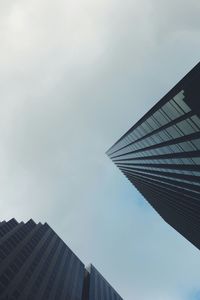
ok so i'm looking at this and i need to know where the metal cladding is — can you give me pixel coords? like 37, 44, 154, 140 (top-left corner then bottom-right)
0, 219, 123, 300
107, 62, 200, 250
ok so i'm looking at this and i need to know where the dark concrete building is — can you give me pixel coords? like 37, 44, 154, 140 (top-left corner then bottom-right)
107, 62, 200, 250
87, 265, 123, 300
0, 219, 123, 300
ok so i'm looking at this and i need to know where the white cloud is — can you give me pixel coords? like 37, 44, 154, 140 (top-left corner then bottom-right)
0, 1, 200, 299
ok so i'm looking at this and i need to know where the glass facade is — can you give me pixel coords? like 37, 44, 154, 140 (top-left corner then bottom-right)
107, 62, 200, 250
0, 219, 123, 300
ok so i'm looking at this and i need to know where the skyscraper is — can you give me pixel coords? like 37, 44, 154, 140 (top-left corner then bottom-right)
107, 62, 200, 250
0, 218, 123, 300
83, 264, 123, 300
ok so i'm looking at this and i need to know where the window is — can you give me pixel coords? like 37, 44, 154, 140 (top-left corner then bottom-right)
192, 138, 200, 150
177, 119, 196, 135
173, 90, 191, 113
191, 115, 200, 129
166, 126, 182, 139
162, 101, 180, 120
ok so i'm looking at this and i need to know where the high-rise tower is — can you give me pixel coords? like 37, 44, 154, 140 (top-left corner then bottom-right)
107, 62, 200, 250
0, 218, 123, 300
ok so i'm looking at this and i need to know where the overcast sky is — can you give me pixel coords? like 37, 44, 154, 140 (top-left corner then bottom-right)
0, 1, 200, 299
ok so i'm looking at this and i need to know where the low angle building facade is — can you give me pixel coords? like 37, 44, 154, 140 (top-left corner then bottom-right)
0, 218, 123, 300
107, 62, 200, 250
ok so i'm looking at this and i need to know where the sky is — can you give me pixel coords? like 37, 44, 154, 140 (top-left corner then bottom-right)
0, 0, 200, 299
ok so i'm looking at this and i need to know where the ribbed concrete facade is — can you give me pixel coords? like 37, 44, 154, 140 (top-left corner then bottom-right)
0, 219, 123, 300
107, 62, 200, 250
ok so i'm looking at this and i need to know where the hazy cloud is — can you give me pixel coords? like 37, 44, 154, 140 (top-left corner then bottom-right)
0, 1, 200, 299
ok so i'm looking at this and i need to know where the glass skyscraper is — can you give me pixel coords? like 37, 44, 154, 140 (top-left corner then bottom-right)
0, 218, 123, 299
107, 62, 200, 250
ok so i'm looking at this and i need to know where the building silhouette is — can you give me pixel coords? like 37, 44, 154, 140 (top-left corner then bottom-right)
107, 62, 200, 250
0, 218, 123, 300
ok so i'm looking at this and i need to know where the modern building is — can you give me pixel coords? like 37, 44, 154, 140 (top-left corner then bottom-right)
82, 264, 123, 300
0, 218, 123, 300
107, 62, 200, 250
